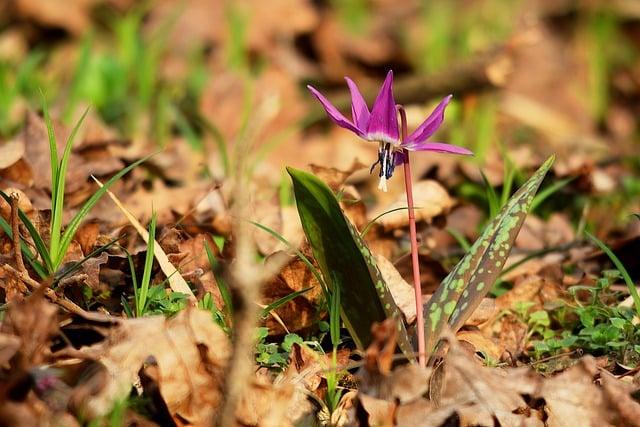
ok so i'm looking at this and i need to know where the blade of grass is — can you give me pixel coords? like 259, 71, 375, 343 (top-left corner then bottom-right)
92, 172, 196, 300
586, 232, 640, 316
360, 206, 411, 237
446, 227, 471, 252
53, 237, 120, 285
0, 215, 47, 278
50, 108, 90, 261
205, 239, 233, 317
137, 213, 157, 316
41, 92, 59, 243
55, 155, 150, 269
260, 287, 312, 318
126, 251, 139, 314
530, 177, 574, 213
480, 170, 499, 219
0, 190, 53, 272
250, 220, 328, 295
500, 160, 516, 208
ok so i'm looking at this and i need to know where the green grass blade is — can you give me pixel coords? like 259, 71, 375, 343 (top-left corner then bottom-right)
53, 237, 119, 285
424, 155, 555, 354
40, 92, 58, 228
446, 227, 471, 252
530, 177, 574, 213
204, 239, 233, 317
330, 285, 341, 348
288, 167, 413, 358
0, 189, 53, 273
586, 232, 640, 316
126, 251, 139, 313
250, 220, 328, 295
480, 170, 499, 218
500, 161, 516, 208
55, 154, 151, 268
360, 206, 411, 237
137, 213, 157, 316
261, 287, 312, 319
0, 215, 47, 278
50, 107, 90, 261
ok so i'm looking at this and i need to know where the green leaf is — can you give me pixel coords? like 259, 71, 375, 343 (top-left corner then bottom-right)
55, 154, 151, 268
481, 170, 499, 218
423, 155, 555, 354
137, 213, 156, 316
50, 107, 90, 260
288, 167, 413, 358
261, 287, 312, 319
0, 190, 53, 273
204, 239, 233, 317
586, 232, 640, 317
0, 213, 47, 278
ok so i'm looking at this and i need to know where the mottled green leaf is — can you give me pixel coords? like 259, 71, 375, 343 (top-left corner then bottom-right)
423, 155, 555, 354
288, 167, 413, 358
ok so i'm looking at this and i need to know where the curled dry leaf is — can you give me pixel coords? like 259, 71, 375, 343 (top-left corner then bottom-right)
262, 252, 322, 334
73, 308, 230, 424
0, 137, 24, 169
254, 205, 304, 255
309, 160, 367, 191
370, 180, 454, 231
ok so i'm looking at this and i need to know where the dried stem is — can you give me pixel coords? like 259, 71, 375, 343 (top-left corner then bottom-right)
397, 106, 426, 367
10, 193, 26, 274
217, 94, 280, 426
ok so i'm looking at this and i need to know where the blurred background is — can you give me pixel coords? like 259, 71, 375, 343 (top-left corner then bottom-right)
0, 0, 639, 232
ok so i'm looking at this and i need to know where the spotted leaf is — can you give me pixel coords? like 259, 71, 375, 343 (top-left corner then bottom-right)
423, 155, 555, 355
288, 167, 414, 359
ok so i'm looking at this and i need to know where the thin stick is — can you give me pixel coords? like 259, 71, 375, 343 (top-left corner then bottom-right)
9, 193, 26, 274
398, 106, 426, 368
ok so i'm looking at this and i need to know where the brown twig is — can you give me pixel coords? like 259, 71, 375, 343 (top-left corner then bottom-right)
3, 264, 109, 322
216, 95, 281, 427
9, 193, 26, 274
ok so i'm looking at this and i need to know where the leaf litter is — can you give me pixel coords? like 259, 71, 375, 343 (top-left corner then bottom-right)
1, 0, 640, 425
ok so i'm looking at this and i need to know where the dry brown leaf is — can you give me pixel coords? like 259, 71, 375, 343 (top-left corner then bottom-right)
371, 180, 454, 231
254, 205, 304, 255
13, 0, 96, 34
456, 329, 502, 362
0, 137, 24, 169
442, 346, 542, 426
262, 252, 322, 334
463, 297, 497, 327
538, 357, 612, 426
74, 308, 229, 424
309, 160, 367, 191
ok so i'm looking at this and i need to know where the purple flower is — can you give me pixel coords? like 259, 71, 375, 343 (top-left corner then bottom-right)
307, 70, 472, 191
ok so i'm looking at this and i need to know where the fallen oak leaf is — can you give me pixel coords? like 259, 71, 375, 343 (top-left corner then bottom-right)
70, 308, 230, 424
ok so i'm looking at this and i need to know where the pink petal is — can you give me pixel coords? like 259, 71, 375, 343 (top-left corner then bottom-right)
405, 95, 452, 145
345, 77, 370, 130
401, 141, 473, 155
394, 150, 407, 166
366, 70, 399, 143
307, 85, 364, 136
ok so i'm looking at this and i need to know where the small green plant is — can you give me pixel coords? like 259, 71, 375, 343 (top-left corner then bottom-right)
121, 213, 188, 317
131, 213, 156, 317
529, 270, 640, 366
254, 328, 303, 369
0, 99, 148, 278
325, 285, 344, 415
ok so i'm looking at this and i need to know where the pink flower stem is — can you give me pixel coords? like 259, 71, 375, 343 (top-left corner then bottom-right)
397, 106, 426, 367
